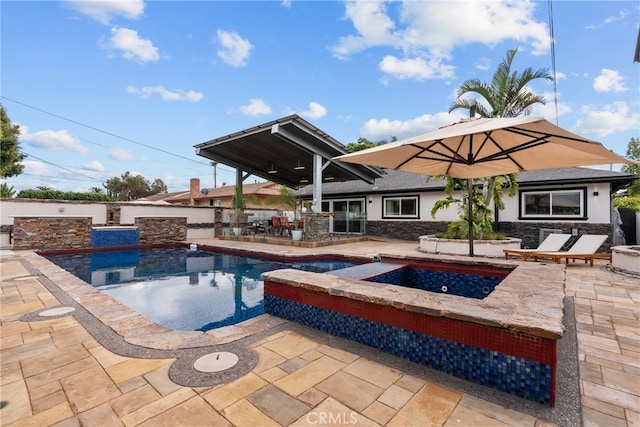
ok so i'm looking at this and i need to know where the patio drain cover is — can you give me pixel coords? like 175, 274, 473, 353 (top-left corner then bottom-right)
194, 352, 239, 373
39, 306, 75, 317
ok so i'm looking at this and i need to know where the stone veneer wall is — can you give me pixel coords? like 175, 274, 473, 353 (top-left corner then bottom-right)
368, 219, 613, 250
12, 217, 92, 250
303, 212, 332, 241
106, 204, 121, 225
366, 220, 449, 241
497, 222, 613, 251
135, 217, 187, 244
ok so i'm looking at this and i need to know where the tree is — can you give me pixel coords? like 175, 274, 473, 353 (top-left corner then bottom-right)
613, 137, 640, 211
435, 48, 553, 237
103, 172, 167, 201
621, 137, 640, 177
346, 137, 390, 152
89, 186, 105, 194
150, 179, 168, 194
1, 105, 26, 178
0, 182, 16, 198
15, 188, 110, 201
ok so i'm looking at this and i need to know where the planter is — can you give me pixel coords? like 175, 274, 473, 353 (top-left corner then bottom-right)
291, 229, 303, 241
419, 235, 522, 258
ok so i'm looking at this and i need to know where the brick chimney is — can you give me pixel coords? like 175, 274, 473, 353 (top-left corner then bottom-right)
189, 178, 200, 206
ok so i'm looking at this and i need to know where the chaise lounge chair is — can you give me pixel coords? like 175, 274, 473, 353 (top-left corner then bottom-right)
531, 234, 610, 267
503, 233, 572, 260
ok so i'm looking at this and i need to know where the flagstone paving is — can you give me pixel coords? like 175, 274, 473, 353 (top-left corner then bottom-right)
1, 240, 638, 426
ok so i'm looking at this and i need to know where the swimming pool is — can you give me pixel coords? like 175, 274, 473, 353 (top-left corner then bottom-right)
41, 246, 361, 331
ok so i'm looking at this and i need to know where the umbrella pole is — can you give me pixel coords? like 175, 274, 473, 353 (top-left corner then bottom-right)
467, 178, 474, 257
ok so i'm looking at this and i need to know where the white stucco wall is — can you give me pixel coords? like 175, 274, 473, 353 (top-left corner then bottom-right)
365, 183, 613, 225
119, 204, 214, 224
365, 192, 459, 222
1, 200, 108, 225
499, 183, 611, 223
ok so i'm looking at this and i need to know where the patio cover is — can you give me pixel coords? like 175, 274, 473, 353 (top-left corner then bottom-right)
194, 115, 382, 210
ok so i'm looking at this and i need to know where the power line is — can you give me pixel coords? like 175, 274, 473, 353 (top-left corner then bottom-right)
24, 152, 104, 183
1, 95, 214, 167
548, 0, 559, 126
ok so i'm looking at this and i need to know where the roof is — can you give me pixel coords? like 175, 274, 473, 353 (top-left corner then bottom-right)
161, 181, 283, 204
296, 167, 638, 198
194, 115, 383, 188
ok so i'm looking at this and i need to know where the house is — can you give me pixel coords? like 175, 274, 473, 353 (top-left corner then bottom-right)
295, 166, 638, 249
150, 179, 285, 209
149, 167, 637, 249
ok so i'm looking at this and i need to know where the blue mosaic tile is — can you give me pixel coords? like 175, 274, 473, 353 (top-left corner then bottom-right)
265, 295, 552, 404
91, 228, 139, 248
366, 267, 501, 299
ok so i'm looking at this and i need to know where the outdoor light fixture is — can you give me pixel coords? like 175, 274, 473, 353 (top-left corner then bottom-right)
294, 160, 305, 170
299, 177, 309, 184
268, 164, 278, 174
593, 191, 599, 196
324, 175, 334, 181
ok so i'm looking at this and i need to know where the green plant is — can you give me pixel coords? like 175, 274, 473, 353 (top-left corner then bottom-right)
430, 175, 516, 240
614, 196, 640, 212
231, 184, 246, 228
0, 182, 16, 198
276, 186, 302, 229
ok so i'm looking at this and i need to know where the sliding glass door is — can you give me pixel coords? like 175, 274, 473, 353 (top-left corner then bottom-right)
322, 199, 365, 234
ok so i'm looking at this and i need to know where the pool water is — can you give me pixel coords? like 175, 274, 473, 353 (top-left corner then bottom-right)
42, 247, 360, 331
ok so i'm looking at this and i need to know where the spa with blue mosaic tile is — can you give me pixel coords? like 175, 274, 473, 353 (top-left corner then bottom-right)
262, 258, 563, 406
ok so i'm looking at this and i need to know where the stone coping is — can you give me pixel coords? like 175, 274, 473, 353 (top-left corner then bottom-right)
262, 255, 566, 340
18, 250, 288, 351
19, 246, 565, 347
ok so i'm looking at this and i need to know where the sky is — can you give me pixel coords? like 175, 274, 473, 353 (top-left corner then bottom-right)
2, 0, 639, 193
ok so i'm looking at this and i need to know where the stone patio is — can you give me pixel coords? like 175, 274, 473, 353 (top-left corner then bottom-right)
1, 238, 638, 426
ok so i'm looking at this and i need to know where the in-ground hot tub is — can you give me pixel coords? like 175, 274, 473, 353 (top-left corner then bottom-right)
262, 255, 565, 405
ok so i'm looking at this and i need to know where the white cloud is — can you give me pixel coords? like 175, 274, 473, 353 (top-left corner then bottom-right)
332, 2, 401, 60
593, 69, 627, 93
379, 55, 455, 80
83, 160, 105, 172
332, 1, 549, 81
572, 102, 640, 138
361, 111, 466, 141
64, 0, 145, 24
239, 98, 271, 116
281, 0, 292, 9
474, 57, 491, 71
126, 86, 203, 102
101, 27, 159, 63
108, 148, 136, 161
530, 90, 572, 120
301, 102, 327, 120
603, 9, 628, 25
20, 126, 88, 154
216, 29, 253, 67
22, 160, 50, 177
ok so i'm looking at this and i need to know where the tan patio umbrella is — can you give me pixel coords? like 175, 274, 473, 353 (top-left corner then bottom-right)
334, 116, 631, 256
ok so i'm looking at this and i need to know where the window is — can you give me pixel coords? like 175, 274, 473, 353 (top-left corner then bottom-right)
520, 188, 586, 219
383, 196, 419, 218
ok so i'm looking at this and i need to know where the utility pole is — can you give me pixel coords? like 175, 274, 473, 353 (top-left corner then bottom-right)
211, 161, 218, 188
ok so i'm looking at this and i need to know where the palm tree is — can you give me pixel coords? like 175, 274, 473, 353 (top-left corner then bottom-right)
435, 48, 553, 238
449, 48, 552, 119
